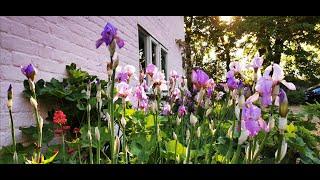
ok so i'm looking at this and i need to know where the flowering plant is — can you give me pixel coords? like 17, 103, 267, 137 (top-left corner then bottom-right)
2, 23, 320, 164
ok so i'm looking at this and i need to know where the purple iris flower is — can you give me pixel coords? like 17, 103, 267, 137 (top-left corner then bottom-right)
116, 72, 129, 83
178, 105, 187, 117
162, 103, 171, 116
192, 69, 209, 90
255, 76, 273, 107
96, 23, 124, 49
242, 101, 262, 137
227, 76, 239, 90
21, 64, 37, 81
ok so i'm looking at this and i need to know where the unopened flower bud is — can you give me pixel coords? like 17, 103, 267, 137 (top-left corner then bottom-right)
95, 127, 100, 141
235, 105, 240, 120
227, 126, 233, 139
186, 129, 190, 141
113, 58, 119, 70
107, 62, 113, 78
87, 130, 92, 142
268, 116, 275, 130
28, 79, 36, 93
176, 116, 181, 126
109, 40, 116, 57
7, 99, 13, 111
115, 136, 120, 154
190, 113, 198, 127
151, 101, 158, 114
196, 127, 201, 138
86, 82, 91, 99
173, 132, 177, 140
7, 84, 13, 110
206, 108, 212, 117
105, 112, 110, 122
196, 89, 205, 104
87, 104, 91, 112
275, 138, 287, 163
238, 130, 249, 145
239, 94, 245, 108
30, 97, 38, 108
278, 117, 287, 134
211, 128, 216, 136
39, 116, 43, 130
279, 89, 288, 118
121, 116, 126, 128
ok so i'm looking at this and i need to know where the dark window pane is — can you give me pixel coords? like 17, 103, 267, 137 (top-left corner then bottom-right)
161, 49, 167, 80
139, 32, 146, 71
152, 42, 157, 65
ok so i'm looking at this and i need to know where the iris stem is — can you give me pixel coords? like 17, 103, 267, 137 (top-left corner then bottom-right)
96, 101, 101, 164
61, 128, 66, 163
9, 109, 18, 164
110, 68, 116, 164
174, 140, 178, 164
122, 102, 128, 164
87, 105, 93, 164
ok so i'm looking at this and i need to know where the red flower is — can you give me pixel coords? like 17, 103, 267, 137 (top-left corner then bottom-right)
53, 110, 67, 125
73, 128, 80, 134
54, 128, 63, 135
62, 125, 70, 131
67, 148, 75, 155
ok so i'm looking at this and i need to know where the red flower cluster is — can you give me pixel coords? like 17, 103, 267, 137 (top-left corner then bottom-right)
53, 110, 67, 125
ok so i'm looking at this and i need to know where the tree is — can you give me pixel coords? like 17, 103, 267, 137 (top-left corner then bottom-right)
236, 16, 320, 84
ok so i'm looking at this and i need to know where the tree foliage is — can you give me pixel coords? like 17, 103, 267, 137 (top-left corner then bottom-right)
183, 16, 320, 86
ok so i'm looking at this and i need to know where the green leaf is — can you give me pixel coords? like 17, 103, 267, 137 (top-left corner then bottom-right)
145, 114, 154, 129
287, 123, 297, 134
166, 140, 187, 159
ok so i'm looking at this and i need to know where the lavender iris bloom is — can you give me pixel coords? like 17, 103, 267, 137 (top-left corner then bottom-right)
178, 105, 187, 117
21, 64, 37, 81
255, 76, 273, 107
96, 23, 124, 49
162, 103, 171, 116
192, 69, 209, 90
242, 101, 262, 137
116, 72, 129, 83
251, 56, 263, 70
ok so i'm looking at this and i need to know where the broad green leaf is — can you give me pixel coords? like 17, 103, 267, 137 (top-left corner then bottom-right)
145, 114, 154, 129
166, 140, 187, 159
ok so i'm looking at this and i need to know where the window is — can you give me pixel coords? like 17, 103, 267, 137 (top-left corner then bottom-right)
138, 26, 168, 80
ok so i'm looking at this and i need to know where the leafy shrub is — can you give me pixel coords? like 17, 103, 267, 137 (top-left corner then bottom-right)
287, 89, 306, 105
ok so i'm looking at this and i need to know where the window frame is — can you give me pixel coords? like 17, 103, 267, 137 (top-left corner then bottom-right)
138, 26, 168, 80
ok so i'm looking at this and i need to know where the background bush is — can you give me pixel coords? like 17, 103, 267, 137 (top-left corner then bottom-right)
287, 88, 306, 105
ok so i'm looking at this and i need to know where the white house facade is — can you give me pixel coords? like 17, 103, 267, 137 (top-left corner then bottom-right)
0, 16, 185, 147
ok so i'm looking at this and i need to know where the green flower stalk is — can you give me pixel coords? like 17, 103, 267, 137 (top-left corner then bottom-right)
86, 81, 93, 164
276, 89, 289, 163
120, 115, 128, 163
7, 84, 18, 164
96, 79, 102, 164
108, 40, 119, 164
94, 127, 101, 164
173, 132, 178, 163
21, 64, 44, 163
